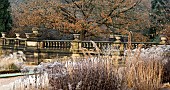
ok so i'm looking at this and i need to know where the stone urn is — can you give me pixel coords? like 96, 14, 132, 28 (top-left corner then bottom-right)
110, 34, 114, 38
25, 33, 32, 38
114, 35, 121, 42
160, 36, 167, 44
161, 36, 167, 41
1, 32, 6, 38
15, 33, 20, 38
73, 34, 80, 40
32, 27, 39, 37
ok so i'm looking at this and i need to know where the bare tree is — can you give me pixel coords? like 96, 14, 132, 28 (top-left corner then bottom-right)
11, 0, 152, 41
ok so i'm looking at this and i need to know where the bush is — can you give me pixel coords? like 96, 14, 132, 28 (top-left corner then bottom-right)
39, 55, 163, 90
0, 51, 25, 72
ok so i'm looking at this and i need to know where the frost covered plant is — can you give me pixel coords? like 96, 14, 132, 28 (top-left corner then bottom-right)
102, 45, 120, 56
30, 48, 165, 90
0, 73, 49, 90
124, 45, 170, 89
0, 51, 25, 71
66, 59, 127, 90
36, 58, 128, 90
6, 44, 168, 90
8, 54, 165, 90
124, 45, 170, 64
140, 45, 169, 64
125, 45, 170, 83
125, 58, 163, 90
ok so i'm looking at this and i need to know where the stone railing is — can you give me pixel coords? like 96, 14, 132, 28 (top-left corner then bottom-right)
0, 32, 167, 53
41, 40, 72, 50
0, 31, 168, 64
1, 37, 26, 50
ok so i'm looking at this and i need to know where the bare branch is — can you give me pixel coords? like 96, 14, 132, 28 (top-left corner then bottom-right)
71, 0, 86, 17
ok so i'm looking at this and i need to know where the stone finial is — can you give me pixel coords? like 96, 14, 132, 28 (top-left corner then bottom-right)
115, 35, 121, 43
32, 27, 39, 37
25, 33, 32, 38
1, 32, 6, 38
15, 33, 20, 39
73, 34, 80, 40
160, 36, 167, 44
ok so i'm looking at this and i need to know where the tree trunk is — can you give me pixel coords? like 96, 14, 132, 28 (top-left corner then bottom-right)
80, 30, 86, 40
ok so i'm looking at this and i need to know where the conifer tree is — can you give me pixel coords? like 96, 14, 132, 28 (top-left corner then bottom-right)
0, 0, 12, 33
150, 0, 169, 41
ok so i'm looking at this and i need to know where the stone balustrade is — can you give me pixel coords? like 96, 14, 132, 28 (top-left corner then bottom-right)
0, 31, 168, 64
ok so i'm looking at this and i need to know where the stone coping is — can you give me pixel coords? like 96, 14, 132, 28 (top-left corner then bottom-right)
0, 71, 35, 78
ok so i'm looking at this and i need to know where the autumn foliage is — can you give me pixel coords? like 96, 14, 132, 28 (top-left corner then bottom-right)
11, 0, 156, 41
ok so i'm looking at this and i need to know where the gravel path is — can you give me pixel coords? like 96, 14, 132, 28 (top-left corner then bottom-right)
0, 76, 23, 86
0, 65, 37, 88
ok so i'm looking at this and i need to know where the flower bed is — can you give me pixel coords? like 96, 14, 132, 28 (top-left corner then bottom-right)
0, 45, 169, 89
0, 51, 25, 74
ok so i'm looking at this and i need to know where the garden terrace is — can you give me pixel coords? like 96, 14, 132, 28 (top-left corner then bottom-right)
0, 32, 168, 64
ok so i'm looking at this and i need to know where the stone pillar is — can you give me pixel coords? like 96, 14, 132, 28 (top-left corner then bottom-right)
1, 32, 6, 46
70, 34, 81, 58
24, 27, 41, 64
14, 33, 20, 50
113, 35, 122, 66
0, 32, 6, 55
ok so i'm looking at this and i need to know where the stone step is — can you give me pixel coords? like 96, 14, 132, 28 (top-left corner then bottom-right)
26, 55, 34, 57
